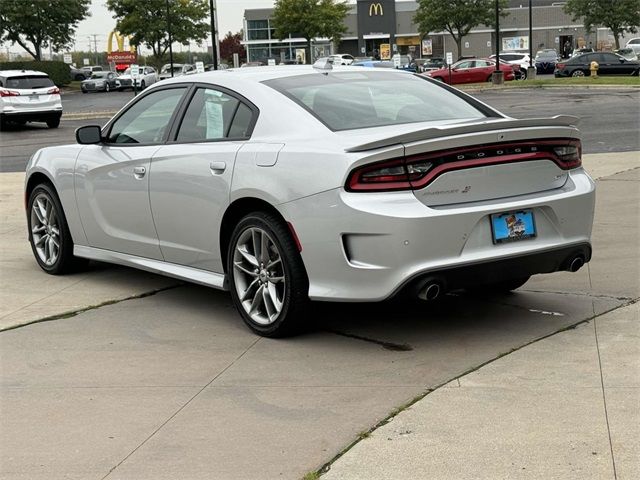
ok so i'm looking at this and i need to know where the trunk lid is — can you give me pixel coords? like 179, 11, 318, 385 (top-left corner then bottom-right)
342, 116, 581, 206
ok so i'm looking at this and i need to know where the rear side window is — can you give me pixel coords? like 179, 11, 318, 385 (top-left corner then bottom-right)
176, 87, 254, 142
5, 76, 54, 89
264, 71, 486, 131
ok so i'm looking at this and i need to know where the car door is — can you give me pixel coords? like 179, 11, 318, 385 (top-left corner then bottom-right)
474, 60, 493, 82
74, 86, 189, 259
106, 72, 117, 89
451, 61, 473, 84
149, 85, 258, 272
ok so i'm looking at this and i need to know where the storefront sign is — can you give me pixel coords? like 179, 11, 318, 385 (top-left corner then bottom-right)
107, 51, 137, 64
421, 39, 432, 56
63, 54, 72, 64
369, 2, 383, 16
502, 36, 529, 51
380, 43, 391, 60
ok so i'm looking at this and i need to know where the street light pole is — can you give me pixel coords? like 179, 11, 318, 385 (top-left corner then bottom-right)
529, 0, 533, 68
495, 0, 500, 72
209, 0, 219, 70
165, 0, 174, 76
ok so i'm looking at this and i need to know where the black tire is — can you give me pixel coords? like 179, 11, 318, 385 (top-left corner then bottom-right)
486, 74, 493, 82
519, 68, 527, 80
571, 70, 586, 77
468, 276, 530, 294
82, 90, 87, 94
0, 116, 8, 131
27, 183, 88, 275
105, 83, 111, 92
227, 211, 309, 337
46, 117, 60, 129
140, 80, 146, 89
74, 74, 85, 81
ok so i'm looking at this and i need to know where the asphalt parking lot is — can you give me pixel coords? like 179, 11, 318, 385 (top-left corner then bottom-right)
0, 84, 638, 479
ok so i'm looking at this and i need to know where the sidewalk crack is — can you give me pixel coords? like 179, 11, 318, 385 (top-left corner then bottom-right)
590, 262, 618, 479
100, 336, 261, 479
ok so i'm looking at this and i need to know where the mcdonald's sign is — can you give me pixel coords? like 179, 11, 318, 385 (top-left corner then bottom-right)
106, 31, 136, 65
369, 2, 383, 16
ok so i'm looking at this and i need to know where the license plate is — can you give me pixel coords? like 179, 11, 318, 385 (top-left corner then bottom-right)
490, 210, 536, 244
29, 94, 39, 101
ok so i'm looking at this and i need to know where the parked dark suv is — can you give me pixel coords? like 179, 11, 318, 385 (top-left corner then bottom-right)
555, 52, 640, 77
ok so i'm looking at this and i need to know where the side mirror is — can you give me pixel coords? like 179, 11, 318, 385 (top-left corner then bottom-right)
76, 125, 102, 144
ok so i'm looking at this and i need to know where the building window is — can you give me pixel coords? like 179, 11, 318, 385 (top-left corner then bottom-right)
247, 19, 271, 41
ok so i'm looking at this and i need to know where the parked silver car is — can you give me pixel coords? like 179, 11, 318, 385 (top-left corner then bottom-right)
24, 66, 595, 336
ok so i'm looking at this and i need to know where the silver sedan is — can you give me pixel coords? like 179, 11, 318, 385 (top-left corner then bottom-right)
25, 65, 595, 336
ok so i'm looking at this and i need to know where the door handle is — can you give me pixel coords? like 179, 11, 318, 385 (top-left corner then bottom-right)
209, 161, 226, 174
133, 166, 146, 178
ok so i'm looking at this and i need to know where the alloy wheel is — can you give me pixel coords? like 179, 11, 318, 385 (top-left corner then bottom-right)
232, 227, 286, 325
572, 70, 585, 77
30, 193, 61, 267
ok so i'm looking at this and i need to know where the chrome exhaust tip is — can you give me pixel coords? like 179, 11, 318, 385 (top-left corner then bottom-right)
418, 281, 442, 301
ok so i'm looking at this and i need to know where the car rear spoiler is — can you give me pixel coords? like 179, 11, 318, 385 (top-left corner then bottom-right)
344, 115, 580, 152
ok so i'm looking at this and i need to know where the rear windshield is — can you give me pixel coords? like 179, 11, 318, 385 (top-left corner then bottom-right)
263, 71, 487, 131
4, 75, 54, 89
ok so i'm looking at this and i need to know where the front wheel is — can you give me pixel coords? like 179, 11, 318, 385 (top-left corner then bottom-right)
227, 212, 309, 337
27, 183, 87, 274
105, 83, 111, 92
519, 68, 527, 80
46, 117, 60, 128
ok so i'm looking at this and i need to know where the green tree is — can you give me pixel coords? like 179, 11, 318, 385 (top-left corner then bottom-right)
564, 0, 639, 49
271, 0, 349, 63
414, 0, 508, 59
0, 0, 90, 60
106, 0, 209, 60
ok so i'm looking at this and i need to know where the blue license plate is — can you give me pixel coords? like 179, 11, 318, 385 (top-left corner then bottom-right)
491, 210, 536, 244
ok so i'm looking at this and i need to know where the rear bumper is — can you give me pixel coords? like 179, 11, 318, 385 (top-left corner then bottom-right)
1, 110, 62, 122
280, 168, 595, 302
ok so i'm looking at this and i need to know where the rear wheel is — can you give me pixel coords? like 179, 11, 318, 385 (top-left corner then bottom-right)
227, 212, 308, 337
27, 183, 87, 274
140, 80, 146, 89
571, 70, 586, 77
519, 68, 527, 80
46, 117, 60, 128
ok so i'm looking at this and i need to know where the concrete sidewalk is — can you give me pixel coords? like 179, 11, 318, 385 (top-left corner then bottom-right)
322, 301, 639, 480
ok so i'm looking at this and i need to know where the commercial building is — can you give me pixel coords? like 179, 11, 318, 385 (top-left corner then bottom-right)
243, 0, 631, 64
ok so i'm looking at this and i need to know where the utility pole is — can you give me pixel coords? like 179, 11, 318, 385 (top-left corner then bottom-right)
88, 34, 99, 65
209, 0, 219, 70
492, 0, 503, 85
165, 0, 175, 76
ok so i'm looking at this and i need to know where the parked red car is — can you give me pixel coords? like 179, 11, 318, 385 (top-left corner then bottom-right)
422, 59, 515, 84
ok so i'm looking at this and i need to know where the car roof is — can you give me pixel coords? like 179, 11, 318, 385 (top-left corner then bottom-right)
0, 70, 49, 77
158, 65, 409, 86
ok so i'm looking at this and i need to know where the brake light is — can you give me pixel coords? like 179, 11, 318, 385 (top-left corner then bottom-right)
47, 87, 60, 95
346, 139, 582, 192
556, 63, 565, 69
553, 141, 582, 169
0, 89, 20, 97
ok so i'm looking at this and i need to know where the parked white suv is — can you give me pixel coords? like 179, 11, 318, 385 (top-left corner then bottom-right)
489, 52, 532, 79
117, 66, 158, 90
626, 38, 640, 55
158, 63, 196, 80
0, 70, 62, 130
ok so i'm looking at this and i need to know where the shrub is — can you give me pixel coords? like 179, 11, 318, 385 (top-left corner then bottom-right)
0, 61, 72, 86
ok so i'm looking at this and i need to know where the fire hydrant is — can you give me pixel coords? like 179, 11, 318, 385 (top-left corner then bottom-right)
590, 61, 599, 78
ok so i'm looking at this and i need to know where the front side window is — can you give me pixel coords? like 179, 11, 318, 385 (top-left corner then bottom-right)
176, 87, 254, 142
264, 71, 487, 131
107, 87, 187, 144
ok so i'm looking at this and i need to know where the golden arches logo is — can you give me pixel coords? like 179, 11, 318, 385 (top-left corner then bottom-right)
107, 31, 135, 53
369, 2, 383, 16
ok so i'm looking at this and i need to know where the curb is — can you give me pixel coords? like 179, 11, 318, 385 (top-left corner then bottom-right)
460, 84, 640, 93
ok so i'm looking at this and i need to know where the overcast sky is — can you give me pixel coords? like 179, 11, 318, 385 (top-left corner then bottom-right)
73, 0, 277, 52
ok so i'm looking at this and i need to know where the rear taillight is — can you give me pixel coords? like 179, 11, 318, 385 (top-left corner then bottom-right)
346, 139, 582, 192
556, 63, 565, 69
553, 140, 582, 169
47, 87, 60, 95
0, 89, 19, 97
347, 158, 434, 191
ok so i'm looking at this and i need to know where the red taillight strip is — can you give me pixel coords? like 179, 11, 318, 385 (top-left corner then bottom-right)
346, 139, 581, 192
